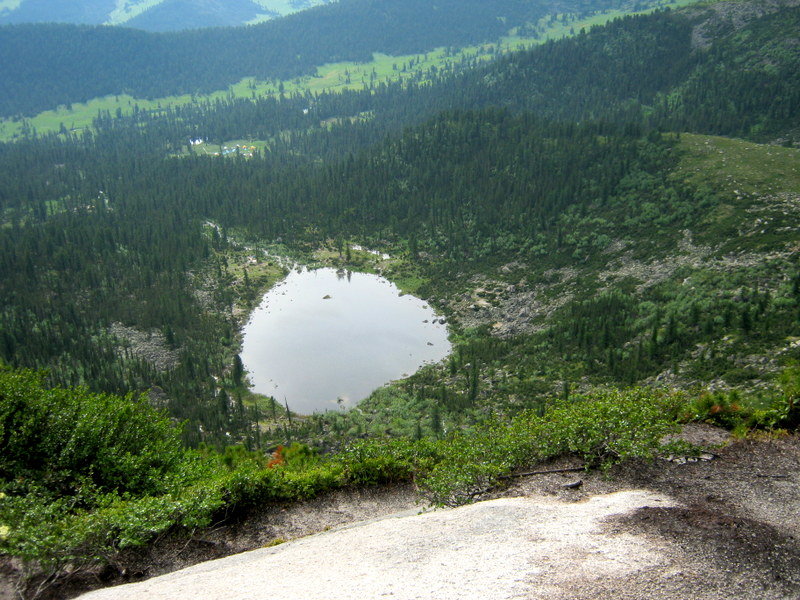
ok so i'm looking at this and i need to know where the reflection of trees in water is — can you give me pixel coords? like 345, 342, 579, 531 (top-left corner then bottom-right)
335, 268, 353, 281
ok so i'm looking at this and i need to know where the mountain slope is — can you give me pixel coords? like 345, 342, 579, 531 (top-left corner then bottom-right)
2, 2, 800, 595
0, 0, 332, 29
0, 0, 678, 117
0, 0, 115, 24
0, 1, 798, 418
123, 0, 267, 31
445, 0, 800, 140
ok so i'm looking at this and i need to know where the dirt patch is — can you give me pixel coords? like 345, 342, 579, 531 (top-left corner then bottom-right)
487, 429, 800, 598
603, 505, 800, 599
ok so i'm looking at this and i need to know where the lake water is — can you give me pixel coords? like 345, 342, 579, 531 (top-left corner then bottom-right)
240, 267, 451, 414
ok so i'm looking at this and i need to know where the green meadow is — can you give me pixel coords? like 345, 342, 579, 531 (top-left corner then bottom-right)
675, 133, 800, 196
178, 139, 272, 158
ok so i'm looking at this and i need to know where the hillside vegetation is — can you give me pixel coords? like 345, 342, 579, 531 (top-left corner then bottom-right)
1, 0, 799, 596
0, 0, 684, 118
0, 0, 332, 29
0, 366, 738, 591
0, 2, 680, 142
0, 0, 797, 439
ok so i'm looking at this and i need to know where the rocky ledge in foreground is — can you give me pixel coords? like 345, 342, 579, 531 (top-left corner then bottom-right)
77, 428, 800, 600
79, 490, 680, 600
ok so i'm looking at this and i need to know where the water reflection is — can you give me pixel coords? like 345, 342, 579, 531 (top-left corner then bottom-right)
240, 268, 451, 414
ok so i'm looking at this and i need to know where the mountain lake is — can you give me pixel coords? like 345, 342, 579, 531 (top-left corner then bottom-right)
240, 267, 451, 414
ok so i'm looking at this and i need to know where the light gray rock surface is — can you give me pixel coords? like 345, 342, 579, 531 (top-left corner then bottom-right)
79, 491, 677, 600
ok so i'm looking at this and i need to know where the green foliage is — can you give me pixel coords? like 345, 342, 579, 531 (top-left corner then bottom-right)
763, 365, 800, 429
0, 366, 184, 497
321, 388, 685, 509
682, 367, 800, 432
0, 367, 692, 581
0, 370, 428, 578
336, 438, 438, 486
536, 389, 684, 465
420, 388, 682, 506
0, 367, 224, 579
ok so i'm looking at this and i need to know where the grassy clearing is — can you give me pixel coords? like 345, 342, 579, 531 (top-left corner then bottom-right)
180, 139, 271, 158
674, 133, 800, 196
0, 0, 700, 142
674, 133, 800, 252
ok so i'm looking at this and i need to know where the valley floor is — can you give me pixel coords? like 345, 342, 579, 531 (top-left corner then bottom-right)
5, 425, 798, 600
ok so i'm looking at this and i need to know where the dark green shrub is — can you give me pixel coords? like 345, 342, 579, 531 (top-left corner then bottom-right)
337, 438, 439, 486
0, 367, 184, 497
421, 388, 683, 506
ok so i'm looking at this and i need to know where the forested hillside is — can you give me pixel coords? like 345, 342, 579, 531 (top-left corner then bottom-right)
0, 0, 675, 117
123, 0, 337, 31
1, 0, 800, 595
0, 0, 332, 29
0, 0, 116, 25
0, 0, 798, 443
29, 0, 794, 156
123, 0, 269, 30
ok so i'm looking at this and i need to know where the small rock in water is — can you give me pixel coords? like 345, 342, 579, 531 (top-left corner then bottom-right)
427, 342, 434, 346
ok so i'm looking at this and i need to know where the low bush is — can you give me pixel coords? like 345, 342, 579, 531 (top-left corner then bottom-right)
336, 437, 440, 486
684, 367, 800, 432
420, 388, 683, 506
0, 367, 185, 498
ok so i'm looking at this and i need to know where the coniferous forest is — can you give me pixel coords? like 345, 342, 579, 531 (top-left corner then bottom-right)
1, 0, 800, 595
0, 0, 798, 437
0, 0, 797, 439
0, 0, 660, 117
